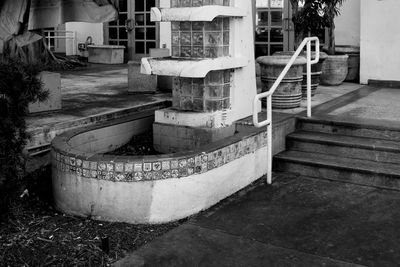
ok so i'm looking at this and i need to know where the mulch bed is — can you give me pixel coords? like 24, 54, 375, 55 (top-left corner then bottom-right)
106, 130, 161, 156
0, 199, 181, 266
0, 137, 182, 266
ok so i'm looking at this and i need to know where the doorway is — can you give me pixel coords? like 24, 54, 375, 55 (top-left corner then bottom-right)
104, 0, 158, 61
254, 0, 294, 58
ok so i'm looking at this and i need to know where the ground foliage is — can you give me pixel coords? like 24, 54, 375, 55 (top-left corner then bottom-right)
0, 58, 48, 216
0, 60, 180, 266
0, 166, 182, 266
0, 55, 87, 217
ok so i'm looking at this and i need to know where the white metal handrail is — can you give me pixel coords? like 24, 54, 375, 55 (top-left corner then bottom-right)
253, 37, 320, 185
43, 30, 77, 55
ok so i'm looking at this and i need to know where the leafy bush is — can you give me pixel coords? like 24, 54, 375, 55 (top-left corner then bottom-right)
0, 58, 48, 216
290, 0, 346, 54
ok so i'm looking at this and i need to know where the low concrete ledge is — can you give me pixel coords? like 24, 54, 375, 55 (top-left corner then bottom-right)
150, 6, 245, 22
368, 79, 400, 89
27, 101, 171, 155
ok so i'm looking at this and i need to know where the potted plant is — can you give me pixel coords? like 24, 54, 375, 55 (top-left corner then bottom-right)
287, 0, 329, 96
291, 0, 327, 48
290, 0, 348, 86
257, 55, 306, 109
335, 45, 360, 82
320, 0, 349, 85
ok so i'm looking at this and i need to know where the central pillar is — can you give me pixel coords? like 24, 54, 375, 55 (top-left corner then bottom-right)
142, 0, 258, 153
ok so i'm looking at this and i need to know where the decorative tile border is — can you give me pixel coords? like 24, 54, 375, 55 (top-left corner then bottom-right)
52, 130, 268, 183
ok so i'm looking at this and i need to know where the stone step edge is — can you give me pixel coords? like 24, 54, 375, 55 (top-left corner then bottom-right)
274, 151, 400, 178
297, 116, 400, 132
287, 131, 400, 153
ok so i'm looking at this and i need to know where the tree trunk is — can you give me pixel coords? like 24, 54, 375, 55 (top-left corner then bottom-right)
328, 22, 336, 55
290, 0, 303, 49
295, 32, 304, 50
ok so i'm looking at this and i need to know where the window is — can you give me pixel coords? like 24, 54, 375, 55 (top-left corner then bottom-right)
255, 0, 285, 57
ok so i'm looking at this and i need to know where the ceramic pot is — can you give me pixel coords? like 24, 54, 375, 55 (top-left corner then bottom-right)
257, 55, 306, 109
320, 54, 349, 86
274, 51, 328, 97
336, 45, 360, 82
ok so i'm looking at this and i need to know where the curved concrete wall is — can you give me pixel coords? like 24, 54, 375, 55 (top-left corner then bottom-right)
51, 111, 270, 224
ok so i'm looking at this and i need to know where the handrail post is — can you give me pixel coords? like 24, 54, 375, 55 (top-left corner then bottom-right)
47, 31, 51, 49
73, 31, 77, 55
252, 37, 319, 185
307, 40, 312, 118
266, 95, 272, 185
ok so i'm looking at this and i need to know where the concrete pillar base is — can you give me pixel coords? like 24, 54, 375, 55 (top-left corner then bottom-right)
153, 122, 236, 153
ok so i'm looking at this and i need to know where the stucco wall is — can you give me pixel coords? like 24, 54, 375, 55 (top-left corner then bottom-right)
65, 22, 104, 56
335, 0, 360, 46
360, 0, 400, 84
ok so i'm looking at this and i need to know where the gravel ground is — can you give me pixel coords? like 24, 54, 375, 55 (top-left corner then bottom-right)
1, 64, 175, 266
0, 165, 182, 266
106, 130, 160, 156
1, 131, 180, 266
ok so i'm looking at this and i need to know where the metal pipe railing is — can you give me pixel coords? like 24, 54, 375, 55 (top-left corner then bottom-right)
44, 30, 77, 54
252, 37, 320, 185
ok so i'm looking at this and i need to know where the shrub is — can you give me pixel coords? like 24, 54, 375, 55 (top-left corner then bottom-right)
290, 0, 346, 54
0, 58, 48, 216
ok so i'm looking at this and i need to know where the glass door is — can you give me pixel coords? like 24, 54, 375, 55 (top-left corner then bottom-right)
254, 0, 294, 57
105, 0, 158, 61
129, 0, 157, 60
104, 0, 129, 60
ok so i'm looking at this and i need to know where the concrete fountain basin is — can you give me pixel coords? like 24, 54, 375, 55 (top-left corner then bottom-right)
51, 109, 272, 224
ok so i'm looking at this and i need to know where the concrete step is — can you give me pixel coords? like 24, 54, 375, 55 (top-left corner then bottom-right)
287, 131, 400, 164
273, 150, 400, 190
297, 117, 400, 142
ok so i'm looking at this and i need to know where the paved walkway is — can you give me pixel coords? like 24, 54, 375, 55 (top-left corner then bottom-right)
115, 173, 400, 267
115, 85, 400, 267
307, 85, 400, 128
328, 87, 400, 122
27, 64, 169, 130
25, 63, 171, 152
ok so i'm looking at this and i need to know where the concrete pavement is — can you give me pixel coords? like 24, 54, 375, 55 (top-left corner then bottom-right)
26, 63, 171, 154
115, 173, 400, 266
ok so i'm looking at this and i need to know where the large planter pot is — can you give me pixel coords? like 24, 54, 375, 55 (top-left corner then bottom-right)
336, 45, 360, 82
320, 54, 349, 86
87, 45, 125, 64
257, 55, 306, 109
274, 51, 328, 98
303, 51, 328, 97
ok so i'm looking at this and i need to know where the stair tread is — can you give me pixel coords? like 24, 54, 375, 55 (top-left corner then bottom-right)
288, 131, 400, 152
275, 150, 400, 177
299, 116, 400, 132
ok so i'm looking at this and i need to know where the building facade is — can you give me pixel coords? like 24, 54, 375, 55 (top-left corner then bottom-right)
58, 0, 398, 85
